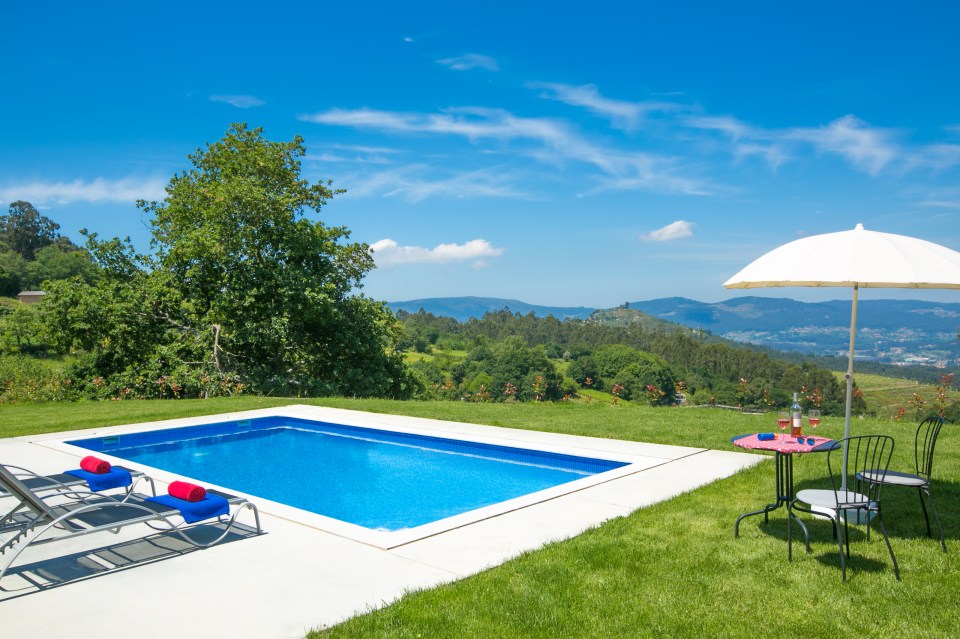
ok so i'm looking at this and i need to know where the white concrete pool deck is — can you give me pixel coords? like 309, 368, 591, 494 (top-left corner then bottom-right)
1, 405, 763, 638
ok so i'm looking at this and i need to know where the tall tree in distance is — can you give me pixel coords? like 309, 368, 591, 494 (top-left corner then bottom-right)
0, 201, 64, 261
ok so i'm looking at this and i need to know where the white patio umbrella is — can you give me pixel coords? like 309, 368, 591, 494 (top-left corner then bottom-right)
724, 223, 960, 481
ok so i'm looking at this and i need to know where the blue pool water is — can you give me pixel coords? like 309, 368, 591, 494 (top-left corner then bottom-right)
68, 417, 627, 531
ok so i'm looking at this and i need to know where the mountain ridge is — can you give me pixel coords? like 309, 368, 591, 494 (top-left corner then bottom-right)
388, 296, 594, 322
387, 295, 960, 367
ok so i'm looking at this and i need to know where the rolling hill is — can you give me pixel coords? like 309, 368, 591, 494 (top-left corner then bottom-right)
388, 295, 960, 369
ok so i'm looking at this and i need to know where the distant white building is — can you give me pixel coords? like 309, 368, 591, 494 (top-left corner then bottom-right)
17, 291, 46, 304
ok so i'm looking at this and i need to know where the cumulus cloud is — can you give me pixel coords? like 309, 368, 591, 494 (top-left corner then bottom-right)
437, 53, 499, 72
210, 94, 265, 108
0, 177, 167, 205
369, 238, 505, 268
641, 220, 695, 242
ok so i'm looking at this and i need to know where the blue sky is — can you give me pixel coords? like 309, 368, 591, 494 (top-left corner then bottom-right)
3, 1, 960, 307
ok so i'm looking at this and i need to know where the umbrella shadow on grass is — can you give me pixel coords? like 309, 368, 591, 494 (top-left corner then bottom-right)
0, 521, 262, 601
741, 509, 899, 578
742, 476, 960, 577
784, 475, 960, 546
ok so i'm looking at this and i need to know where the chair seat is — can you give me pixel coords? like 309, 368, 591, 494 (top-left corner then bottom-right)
858, 469, 927, 487
796, 488, 871, 510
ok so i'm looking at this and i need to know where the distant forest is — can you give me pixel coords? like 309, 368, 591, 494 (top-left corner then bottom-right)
396, 309, 868, 416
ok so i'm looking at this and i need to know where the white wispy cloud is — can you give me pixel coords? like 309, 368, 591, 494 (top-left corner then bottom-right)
301, 107, 571, 144
369, 238, 505, 268
685, 113, 914, 175
210, 94, 265, 108
684, 114, 790, 169
342, 165, 527, 202
0, 177, 166, 205
903, 144, 960, 171
302, 107, 713, 196
437, 53, 499, 72
918, 199, 960, 209
785, 115, 899, 176
684, 115, 755, 140
327, 143, 404, 155
641, 220, 695, 242
304, 143, 404, 166
530, 82, 682, 130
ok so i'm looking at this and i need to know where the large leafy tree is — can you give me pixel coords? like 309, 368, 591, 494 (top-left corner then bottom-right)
45, 124, 415, 399
0, 201, 65, 261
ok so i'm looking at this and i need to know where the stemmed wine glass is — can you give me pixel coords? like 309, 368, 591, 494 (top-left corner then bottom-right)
808, 409, 821, 432
777, 411, 790, 438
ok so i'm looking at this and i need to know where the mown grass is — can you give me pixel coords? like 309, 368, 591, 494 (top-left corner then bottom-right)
1, 398, 957, 638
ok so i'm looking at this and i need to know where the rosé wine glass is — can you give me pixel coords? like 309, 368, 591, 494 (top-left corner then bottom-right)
808, 409, 821, 431
777, 411, 790, 437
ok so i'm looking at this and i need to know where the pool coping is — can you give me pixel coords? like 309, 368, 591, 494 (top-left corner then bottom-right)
3, 406, 766, 637
36, 404, 704, 549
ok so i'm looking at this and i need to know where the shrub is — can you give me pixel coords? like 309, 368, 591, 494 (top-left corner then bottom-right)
611, 353, 677, 405
0, 355, 80, 403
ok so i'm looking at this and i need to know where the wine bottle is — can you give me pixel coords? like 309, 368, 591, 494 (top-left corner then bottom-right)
791, 392, 803, 437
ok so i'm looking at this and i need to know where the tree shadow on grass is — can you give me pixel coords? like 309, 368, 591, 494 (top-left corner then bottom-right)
0, 521, 262, 600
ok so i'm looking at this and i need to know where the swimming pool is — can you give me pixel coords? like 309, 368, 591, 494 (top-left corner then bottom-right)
66, 414, 629, 533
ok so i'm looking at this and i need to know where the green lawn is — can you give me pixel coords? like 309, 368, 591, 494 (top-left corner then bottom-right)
1, 398, 957, 638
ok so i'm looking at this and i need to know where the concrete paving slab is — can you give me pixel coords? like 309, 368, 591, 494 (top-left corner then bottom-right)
1, 406, 764, 638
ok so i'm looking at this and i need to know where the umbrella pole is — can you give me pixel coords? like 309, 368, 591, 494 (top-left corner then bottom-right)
842, 284, 859, 490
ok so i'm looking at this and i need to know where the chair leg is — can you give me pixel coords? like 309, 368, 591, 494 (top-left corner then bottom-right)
874, 509, 900, 581
917, 486, 932, 538
922, 487, 947, 552
834, 515, 847, 582
844, 516, 851, 560
787, 502, 793, 561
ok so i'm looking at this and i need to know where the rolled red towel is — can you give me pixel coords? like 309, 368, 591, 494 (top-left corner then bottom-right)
168, 480, 207, 502
79, 455, 111, 474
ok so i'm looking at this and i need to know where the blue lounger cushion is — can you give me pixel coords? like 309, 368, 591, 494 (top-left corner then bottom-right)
64, 467, 133, 492
146, 493, 230, 524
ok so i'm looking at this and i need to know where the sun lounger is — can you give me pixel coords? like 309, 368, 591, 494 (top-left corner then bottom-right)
1, 462, 155, 530
0, 464, 262, 585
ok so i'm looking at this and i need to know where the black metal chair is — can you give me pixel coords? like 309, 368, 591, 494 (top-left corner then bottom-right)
859, 416, 947, 551
789, 435, 899, 582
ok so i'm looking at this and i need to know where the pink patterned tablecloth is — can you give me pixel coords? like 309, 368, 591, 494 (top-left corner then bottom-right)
733, 433, 833, 455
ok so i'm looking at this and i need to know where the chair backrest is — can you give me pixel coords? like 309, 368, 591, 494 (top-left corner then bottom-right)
827, 435, 895, 507
915, 416, 945, 480
0, 464, 57, 519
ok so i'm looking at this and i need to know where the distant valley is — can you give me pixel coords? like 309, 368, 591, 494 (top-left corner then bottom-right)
388, 295, 960, 368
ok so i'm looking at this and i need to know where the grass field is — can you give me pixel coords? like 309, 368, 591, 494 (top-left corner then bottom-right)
1, 397, 957, 638
847, 371, 957, 418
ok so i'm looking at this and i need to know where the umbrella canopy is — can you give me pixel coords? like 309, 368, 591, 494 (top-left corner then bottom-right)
724, 223, 960, 483
724, 223, 960, 290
